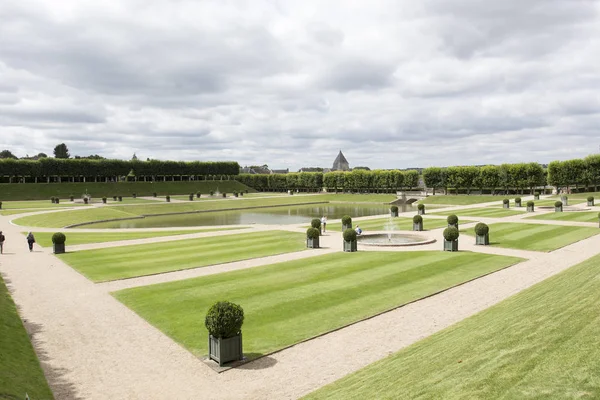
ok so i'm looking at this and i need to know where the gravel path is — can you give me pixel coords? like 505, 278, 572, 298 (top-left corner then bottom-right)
1, 198, 600, 399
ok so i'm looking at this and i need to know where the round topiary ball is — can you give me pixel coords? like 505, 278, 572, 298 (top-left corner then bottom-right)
390, 205, 399, 213
418, 204, 425, 211
52, 232, 66, 244
527, 201, 534, 207
311, 218, 321, 229
205, 301, 245, 339
413, 215, 423, 224
306, 227, 320, 239
447, 214, 458, 225
343, 228, 357, 242
503, 198, 509, 204
515, 197, 521, 203
588, 196, 594, 202
341, 215, 352, 226
474, 222, 489, 236
555, 201, 563, 207
443, 226, 459, 241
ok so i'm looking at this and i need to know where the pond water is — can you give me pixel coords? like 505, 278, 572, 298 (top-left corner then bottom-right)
83, 203, 416, 229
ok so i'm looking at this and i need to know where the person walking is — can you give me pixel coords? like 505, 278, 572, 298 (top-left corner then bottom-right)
321, 215, 327, 233
26, 232, 35, 252
0, 231, 5, 254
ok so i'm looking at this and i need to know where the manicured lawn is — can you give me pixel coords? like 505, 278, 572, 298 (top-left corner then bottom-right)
460, 222, 599, 252
13, 207, 140, 228
27, 228, 244, 247
549, 191, 599, 201
431, 207, 525, 218
326, 216, 453, 232
419, 195, 500, 206
526, 211, 600, 223
114, 251, 522, 360
319, 193, 398, 203
1, 208, 55, 216
0, 274, 54, 399
304, 252, 600, 400
58, 230, 306, 281
0, 200, 86, 209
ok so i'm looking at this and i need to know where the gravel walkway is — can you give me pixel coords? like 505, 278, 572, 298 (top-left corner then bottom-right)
1, 199, 600, 399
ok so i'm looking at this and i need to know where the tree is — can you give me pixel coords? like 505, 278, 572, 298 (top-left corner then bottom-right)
36, 152, 48, 159
0, 149, 18, 159
53, 143, 70, 159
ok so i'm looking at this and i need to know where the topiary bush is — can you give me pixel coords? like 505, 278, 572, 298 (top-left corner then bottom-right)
447, 214, 458, 225
413, 215, 423, 224
113, 195, 118, 201
443, 226, 459, 241
210, 190, 214, 196
153, 192, 157, 197
343, 228, 357, 242
515, 197, 521, 203
166, 195, 171, 202
555, 201, 563, 207
474, 222, 489, 236
391, 205, 399, 213
102, 197, 107, 203
311, 218, 321, 229
588, 196, 594, 202
205, 301, 245, 339
341, 215, 352, 226
52, 232, 66, 244
50, 196, 55, 203
418, 204, 425, 211
70, 195, 74, 201
197, 192, 201, 198
503, 198, 509, 204
306, 227, 320, 239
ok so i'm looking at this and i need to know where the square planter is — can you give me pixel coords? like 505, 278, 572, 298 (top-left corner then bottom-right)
342, 223, 352, 232
588, 200, 594, 206
515, 201, 521, 207
390, 210, 398, 217
418, 209, 425, 215
189, 195, 194, 201
527, 205, 534, 212
475, 234, 489, 245
307, 237, 319, 248
555, 206, 563, 212
503, 203, 510, 209
208, 333, 243, 367
413, 222, 423, 231
443, 240, 458, 252
133, 193, 137, 199
343, 240, 357, 252
534, 194, 540, 200
53, 243, 66, 254
561, 196, 568, 206
102, 198, 107, 204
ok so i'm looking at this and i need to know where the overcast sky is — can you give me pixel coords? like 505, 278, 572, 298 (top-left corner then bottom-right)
1, 0, 600, 170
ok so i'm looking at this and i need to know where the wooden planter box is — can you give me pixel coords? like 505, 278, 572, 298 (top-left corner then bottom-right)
342, 223, 352, 232
344, 240, 357, 252
307, 237, 319, 248
53, 243, 66, 254
443, 240, 458, 252
588, 200, 594, 206
475, 234, 489, 245
418, 208, 425, 215
503, 203, 509, 209
561, 196, 568, 206
527, 205, 534, 212
390, 210, 398, 217
555, 206, 563, 212
413, 222, 423, 231
208, 333, 243, 367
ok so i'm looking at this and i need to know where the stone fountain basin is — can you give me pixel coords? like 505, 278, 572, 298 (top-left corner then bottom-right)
356, 232, 436, 247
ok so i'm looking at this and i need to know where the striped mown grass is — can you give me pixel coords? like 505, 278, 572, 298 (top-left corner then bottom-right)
13, 207, 140, 228
461, 222, 599, 252
114, 251, 522, 361
304, 252, 600, 400
418, 195, 499, 206
326, 216, 456, 232
58, 230, 306, 281
431, 207, 525, 218
525, 211, 600, 223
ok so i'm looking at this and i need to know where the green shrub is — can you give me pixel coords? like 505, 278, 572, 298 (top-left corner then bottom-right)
555, 201, 563, 207
527, 201, 534, 207
474, 222, 489, 236
443, 226, 459, 241
204, 301, 245, 339
306, 227, 320, 239
515, 197, 521, 203
503, 198, 509, 204
341, 215, 352, 226
69, 195, 74, 201
52, 232, 66, 244
102, 197, 107, 203
113, 195, 117, 201
417, 204, 425, 211
196, 192, 201, 198
447, 214, 458, 225
390, 205, 399, 213
311, 218, 321, 229
153, 192, 157, 197
166, 195, 171, 202
588, 196, 594, 202
413, 215, 423, 224
210, 190, 214, 196
50, 196, 55, 203
343, 228, 357, 242
535, 191, 540, 195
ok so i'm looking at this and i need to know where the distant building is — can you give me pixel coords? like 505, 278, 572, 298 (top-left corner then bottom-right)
298, 167, 323, 173
271, 168, 289, 174
332, 150, 350, 171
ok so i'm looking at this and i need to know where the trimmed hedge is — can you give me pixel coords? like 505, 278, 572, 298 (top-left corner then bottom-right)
443, 226, 459, 241
588, 196, 594, 202
204, 301, 245, 339
527, 201, 534, 207
306, 227, 320, 239
417, 204, 425, 211
555, 201, 563, 207
413, 215, 423, 224
447, 214, 458, 225
503, 198, 509, 204
341, 215, 352, 226
343, 228, 357, 242
51, 232, 66, 244
311, 218, 321, 229
474, 223, 489, 236
390, 205, 399, 213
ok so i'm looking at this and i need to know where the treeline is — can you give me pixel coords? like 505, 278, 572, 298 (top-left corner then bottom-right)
235, 169, 420, 192
423, 154, 600, 194
0, 159, 240, 183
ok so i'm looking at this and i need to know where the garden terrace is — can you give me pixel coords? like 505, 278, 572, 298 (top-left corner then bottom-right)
304, 252, 600, 400
114, 251, 522, 361
431, 207, 525, 218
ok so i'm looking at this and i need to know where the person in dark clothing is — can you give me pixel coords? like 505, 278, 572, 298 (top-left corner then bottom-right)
0, 231, 5, 254
26, 232, 35, 252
